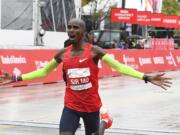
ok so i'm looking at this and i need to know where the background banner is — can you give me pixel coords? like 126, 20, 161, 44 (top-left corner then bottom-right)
0, 49, 180, 87
111, 8, 180, 29
111, 8, 137, 24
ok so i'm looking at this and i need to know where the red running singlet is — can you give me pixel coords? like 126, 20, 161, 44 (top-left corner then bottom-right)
63, 43, 102, 112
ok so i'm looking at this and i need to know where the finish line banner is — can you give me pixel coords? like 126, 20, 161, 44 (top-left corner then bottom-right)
0, 49, 180, 87
111, 8, 180, 29
111, 8, 137, 24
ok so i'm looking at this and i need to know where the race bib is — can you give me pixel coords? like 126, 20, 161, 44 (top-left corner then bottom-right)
67, 68, 90, 78
67, 68, 92, 91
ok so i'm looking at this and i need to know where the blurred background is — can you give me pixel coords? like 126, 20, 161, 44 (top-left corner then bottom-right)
0, 0, 179, 49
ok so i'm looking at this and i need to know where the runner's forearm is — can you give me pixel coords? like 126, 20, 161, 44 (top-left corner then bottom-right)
102, 54, 144, 79
19, 58, 59, 81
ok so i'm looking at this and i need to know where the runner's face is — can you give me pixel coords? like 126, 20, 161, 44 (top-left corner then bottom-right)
67, 21, 84, 44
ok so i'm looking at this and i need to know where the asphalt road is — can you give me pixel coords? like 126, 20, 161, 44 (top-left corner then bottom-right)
0, 71, 180, 135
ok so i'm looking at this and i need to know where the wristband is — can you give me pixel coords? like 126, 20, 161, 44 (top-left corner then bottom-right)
143, 75, 149, 83
12, 74, 18, 82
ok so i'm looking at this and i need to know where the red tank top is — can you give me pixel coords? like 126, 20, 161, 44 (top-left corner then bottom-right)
63, 43, 102, 112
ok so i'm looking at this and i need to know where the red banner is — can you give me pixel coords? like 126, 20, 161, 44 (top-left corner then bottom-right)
171, 50, 180, 68
150, 13, 163, 27
151, 38, 174, 50
1, 49, 180, 87
151, 51, 177, 71
110, 8, 180, 29
136, 11, 151, 25
134, 50, 155, 73
0, 50, 63, 86
111, 8, 137, 24
162, 15, 179, 28
178, 18, 180, 29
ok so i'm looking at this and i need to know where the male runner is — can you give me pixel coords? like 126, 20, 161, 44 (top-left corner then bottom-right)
0, 18, 171, 135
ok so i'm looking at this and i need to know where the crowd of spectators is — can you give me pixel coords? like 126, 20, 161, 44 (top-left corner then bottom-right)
86, 31, 148, 49
109, 38, 146, 49
86, 30, 179, 50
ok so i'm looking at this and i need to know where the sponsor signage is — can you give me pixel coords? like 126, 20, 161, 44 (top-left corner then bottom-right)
151, 38, 174, 50
0, 49, 62, 86
150, 13, 163, 27
111, 8, 137, 23
0, 55, 26, 64
162, 15, 179, 28
0, 49, 180, 87
136, 11, 151, 25
178, 18, 180, 28
111, 8, 180, 29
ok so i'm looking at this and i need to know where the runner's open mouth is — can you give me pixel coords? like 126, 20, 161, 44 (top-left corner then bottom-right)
69, 35, 75, 40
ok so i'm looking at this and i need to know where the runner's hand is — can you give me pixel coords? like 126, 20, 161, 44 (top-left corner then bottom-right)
148, 73, 172, 90
0, 71, 14, 84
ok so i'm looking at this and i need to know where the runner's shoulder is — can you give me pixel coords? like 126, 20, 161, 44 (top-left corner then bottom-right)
54, 48, 66, 63
91, 45, 106, 59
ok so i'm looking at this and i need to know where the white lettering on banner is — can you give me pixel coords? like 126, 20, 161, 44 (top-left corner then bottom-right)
170, 52, 177, 66
153, 57, 164, 64
163, 19, 176, 24
116, 13, 133, 16
123, 55, 135, 65
70, 82, 92, 91
137, 15, 150, 22
166, 53, 177, 66
138, 15, 147, 19
118, 17, 130, 20
166, 56, 174, 65
118, 14, 132, 17
151, 18, 161, 21
0, 56, 26, 64
115, 10, 134, 20
120, 10, 128, 13
123, 55, 138, 69
139, 58, 152, 66
68, 68, 90, 78
176, 56, 180, 64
